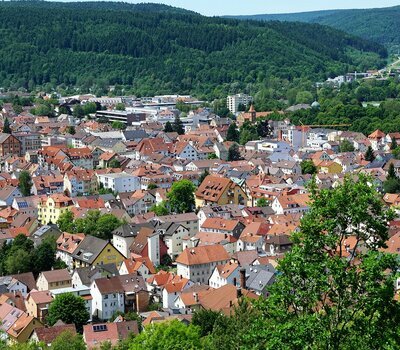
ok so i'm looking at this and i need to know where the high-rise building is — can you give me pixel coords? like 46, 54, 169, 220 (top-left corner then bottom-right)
226, 94, 253, 114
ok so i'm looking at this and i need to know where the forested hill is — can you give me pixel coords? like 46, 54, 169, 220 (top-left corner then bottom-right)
226, 6, 400, 54
0, 1, 387, 98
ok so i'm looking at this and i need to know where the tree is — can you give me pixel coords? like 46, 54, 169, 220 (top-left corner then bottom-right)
192, 309, 223, 337
301, 160, 317, 175
226, 123, 239, 143
3, 118, 11, 134
50, 331, 86, 350
5, 249, 31, 274
364, 146, 375, 162
339, 139, 355, 152
47, 293, 89, 333
207, 153, 218, 159
111, 121, 126, 130
252, 175, 400, 349
172, 116, 184, 135
383, 178, 400, 194
18, 171, 32, 196
150, 201, 170, 216
72, 105, 84, 118
256, 198, 268, 207
164, 121, 173, 133
66, 126, 76, 135
391, 137, 398, 150
130, 320, 202, 350
32, 238, 56, 274
387, 162, 397, 180
198, 169, 210, 186
147, 183, 158, 190
95, 214, 122, 240
82, 102, 97, 115
115, 103, 126, 111
167, 179, 195, 213
228, 143, 241, 161
57, 210, 75, 232
108, 158, 121, 168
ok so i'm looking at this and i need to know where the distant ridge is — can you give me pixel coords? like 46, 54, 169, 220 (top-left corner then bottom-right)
0, 1, 387, 97
225, 5, 400, 53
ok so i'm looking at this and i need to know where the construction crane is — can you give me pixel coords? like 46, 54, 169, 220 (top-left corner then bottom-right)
299, 121, 352, 147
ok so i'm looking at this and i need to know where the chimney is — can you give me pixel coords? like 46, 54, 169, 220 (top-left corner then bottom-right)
240, 268, 246, 289
237, 287, 242, 299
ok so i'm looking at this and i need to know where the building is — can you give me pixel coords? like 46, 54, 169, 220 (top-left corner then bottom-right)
71, 235, 125, 269
195, 175, 247, 208
90, 273, 148, 320
95, 110, 146, 126
226, 94, 253, 114
176, 245, 230, 284
83, 321, 139, 350
0, 133, 21, 156
37, 194, 74, 225
36, 269, 72, 291
14, 132, 41, 156
25, 290, 53, 321
97, 172, 141, 193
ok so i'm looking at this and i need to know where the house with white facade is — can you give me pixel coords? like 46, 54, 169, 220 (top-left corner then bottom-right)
97, 172, 141, 193
176, 245, 230, 284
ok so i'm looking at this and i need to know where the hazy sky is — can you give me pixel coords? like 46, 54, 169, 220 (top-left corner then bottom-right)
127, 0, 400, 16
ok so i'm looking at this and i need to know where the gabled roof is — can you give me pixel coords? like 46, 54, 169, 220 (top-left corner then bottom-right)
40, 269, 71, 283
72, 236, 110, 264
34, 323, 76, 344
176, 245, 230, 266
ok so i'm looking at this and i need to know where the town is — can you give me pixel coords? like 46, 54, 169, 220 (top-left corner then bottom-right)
0, 85, 398, 348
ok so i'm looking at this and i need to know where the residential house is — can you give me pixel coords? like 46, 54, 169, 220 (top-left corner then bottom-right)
83, 321, 139, 350
36, 269, 72, 291
56, 232, 86, 270
112, 223, 155, 258
195, 175, 247, 208
0, 303, 42, 343
90, 273, 148, 320
97, 172, 141, 193
0, 133, 21, 156
200, 218, 245, 239
64, 169, 97, 197
25, 290, 53, 321
37, 194, 74, 225
209, 261, 240, 289
71, 235, 125, 269
176, 245, 230, 284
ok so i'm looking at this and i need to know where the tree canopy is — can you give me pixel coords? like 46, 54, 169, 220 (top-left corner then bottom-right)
47, 293, 90, 333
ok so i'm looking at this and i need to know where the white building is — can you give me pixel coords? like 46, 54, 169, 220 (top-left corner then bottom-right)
97, 172, 140, 193
226, 94, 253, 114
175, 245, 230, 284
209, 261, 240, 289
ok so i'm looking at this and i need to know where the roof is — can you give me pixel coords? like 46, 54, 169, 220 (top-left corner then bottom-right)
201, 218, 241, 231
195, 175, 235, 202
176, 245, 230, 266
27, 290, 53, 305
83, 321, 138, 349
72, 236, 110, 264
40, 269, 71, 283
34, 324, 76, 344
93, 273, 146, 294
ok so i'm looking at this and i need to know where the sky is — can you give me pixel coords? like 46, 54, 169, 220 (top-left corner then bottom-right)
127, 0, 400, 16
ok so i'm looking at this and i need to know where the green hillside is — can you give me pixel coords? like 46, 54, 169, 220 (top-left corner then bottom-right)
0, 1, 387, 98
228, 6, 400, 53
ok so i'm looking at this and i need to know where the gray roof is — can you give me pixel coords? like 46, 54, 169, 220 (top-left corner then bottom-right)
72, 236, 110, 264
74, 264, 119, 287
245, 265, 276, 295
122, 130, 148, 141
113, 223, 155, 238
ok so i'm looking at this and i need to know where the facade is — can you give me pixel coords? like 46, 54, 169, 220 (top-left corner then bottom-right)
0, 133, 22, 156
37, 194, 74, 225
176, 245, 230, 284
97, 172, 141, 193
226, 94, 253, 114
